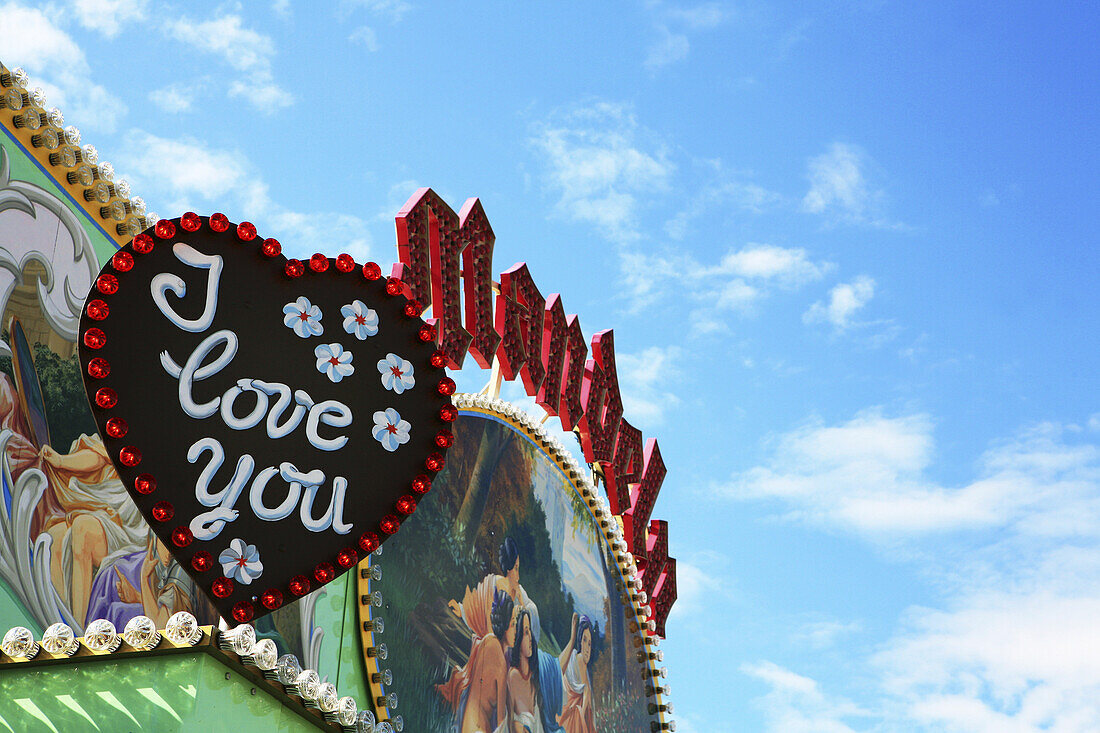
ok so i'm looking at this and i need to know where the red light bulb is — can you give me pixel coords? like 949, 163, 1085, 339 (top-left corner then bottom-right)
134, 473, 156, 494
419, 324, 437, 342
154, 219, 176, 239
191, 551, 213, 572
437, 377, 456, 395
171, 526, 193, 547
362, 262, 381, 280
335, 254, 355, 272
262, 238, 281, 257
439, 405, 458, 422
434, 430, 454, 448
404, 300, 422, 317
209, 213, 229, 232
396, 495, 417, 515
236, 221, 256, 241
87, 299, 109, 320
111, 251, 133, 272
337, 548, 358, 568
289, 575, 310, 596
104, 417, 127, 438
260, 588, 283, 610
150, 500, 173, 522
425, 452, 445, 472
232, 601, 254, 623
180, 212, 201, 231
94, 387, 117, 409
385, 277, 403, 296
411, 474, 432, 494
96, 274, 118, 294
309, 253, 329, 272
358, 532, 379, 553
118, 445, 141, 466
211, 576, 234, 598
314, 562, 335, 584
83, 328, 106, 349
285, 259, 304, 278
131, 233, 154, 253
430, 350, 448, 368
87, 358, 110, 379
380, 515, 400, 535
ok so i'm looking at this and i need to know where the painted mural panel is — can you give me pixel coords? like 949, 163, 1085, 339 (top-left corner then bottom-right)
0, 136, 219, 633
375, 411, 648, 732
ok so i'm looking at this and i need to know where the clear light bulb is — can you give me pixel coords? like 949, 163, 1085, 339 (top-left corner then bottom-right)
46, 107, 62, 127
81, 144, 98, 165
122, 615, 160, 650
41, 622, 78, 656
275, 654, 302, 685
164, 611, 203, 645
385, 691, 398, 709
369, 565, 382, 581
316, 682, 338, 711
245, 638, 278, 670
356, 709, 376, 733
295, 669, 321, 700
336, 696, 357, 725
370, 590, 383, 607
28, 87, 46, 107
63, 125, 80, 145
2, 626, 39, 659
391, 715, 404, 732
219, 624, 256, 656
12, 67, 29, 88
83, 619, 121, 653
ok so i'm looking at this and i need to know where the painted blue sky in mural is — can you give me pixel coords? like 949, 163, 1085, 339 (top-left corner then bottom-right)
1, 1, 1098, 730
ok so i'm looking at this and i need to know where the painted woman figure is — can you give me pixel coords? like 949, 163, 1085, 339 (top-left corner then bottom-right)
436, 590, 516, 732
449, 537, 541, 643
505, 609, 545, 733
33, 434, 147, 626
556, 613, 597, 733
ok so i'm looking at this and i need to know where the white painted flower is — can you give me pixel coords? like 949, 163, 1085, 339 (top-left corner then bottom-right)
372, 408, 411, 452
315, 343, 355, 383
282, 296, 323, 338
218, 538, 263, 584
341, 299, 379, 340
377, 353, 415, 394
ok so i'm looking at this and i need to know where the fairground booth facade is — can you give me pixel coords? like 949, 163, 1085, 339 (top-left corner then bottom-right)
0, 58, 676, 732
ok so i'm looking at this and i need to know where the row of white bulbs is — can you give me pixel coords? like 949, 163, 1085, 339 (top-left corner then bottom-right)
0, 66, 158, 235
452, 393, 674, 725
1, 612, 398, 732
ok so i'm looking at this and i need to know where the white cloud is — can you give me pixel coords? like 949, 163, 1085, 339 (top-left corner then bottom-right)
645, 26, 690, 69
793, 619, 862, 650
741, 661, 871, 733
666, 550, 734, 624
801, 143, 897, 227
875, 589, 1100, 732
616, 346, 684, 427
803, 276, 875, 330
644, 2, 729, 69
342, 0, 411, 22
68, 0, 147, 37
273, 0, 290, 17
349, 26, 379, 51
665, 180, 782, 240
724, 412, 1100, 537
619, 243, 830, 332
0, 2, 126, 131
531, 102, 672, 242
148, 83, 196, 113
115, 131, 372, 261
165, 14, 292, 113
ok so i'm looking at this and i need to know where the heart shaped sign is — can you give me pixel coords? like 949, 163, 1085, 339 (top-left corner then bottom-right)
77, 214, 455, 624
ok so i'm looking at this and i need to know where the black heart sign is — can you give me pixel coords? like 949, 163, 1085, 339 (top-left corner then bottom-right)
78, 213, 455, 624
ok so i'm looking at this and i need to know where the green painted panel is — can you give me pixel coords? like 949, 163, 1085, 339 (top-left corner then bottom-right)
0, 653, 325, 732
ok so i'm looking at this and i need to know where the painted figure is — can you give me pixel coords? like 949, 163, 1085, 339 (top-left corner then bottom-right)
505, 609, 546, 733
557, 613, 597, 733
34, 434, 148, 625
436, 590, 517, 732
449, 537, 541, 642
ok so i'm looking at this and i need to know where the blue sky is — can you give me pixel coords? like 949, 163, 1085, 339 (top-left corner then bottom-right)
3, 1, 1099, 730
